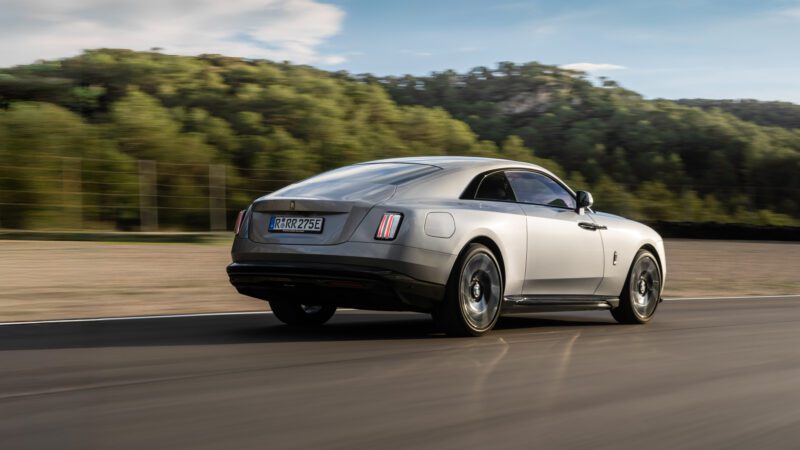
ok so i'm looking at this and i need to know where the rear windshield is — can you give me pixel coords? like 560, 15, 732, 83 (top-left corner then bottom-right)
278, 163, 440, 196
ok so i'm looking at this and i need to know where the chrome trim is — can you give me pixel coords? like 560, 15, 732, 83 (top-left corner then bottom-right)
460, 252, 502, 330
503, 295, 619, 312
631, 254, 661, 318
578, 222, 608, 231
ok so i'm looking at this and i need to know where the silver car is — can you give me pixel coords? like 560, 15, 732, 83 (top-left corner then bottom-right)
228, 156, 665, 336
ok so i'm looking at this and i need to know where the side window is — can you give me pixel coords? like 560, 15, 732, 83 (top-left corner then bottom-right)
505, 171, 576, 209
475, 171, 516, 202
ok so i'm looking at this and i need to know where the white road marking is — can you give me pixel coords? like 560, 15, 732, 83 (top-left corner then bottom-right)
0, 311, 269, 326
664, 294, 800, 301
0, 308, 358, 326
0, 296, 798, 326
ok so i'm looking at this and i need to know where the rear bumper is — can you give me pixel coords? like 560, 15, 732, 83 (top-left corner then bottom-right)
231, 237, 456, 283
227, 261, 446, 312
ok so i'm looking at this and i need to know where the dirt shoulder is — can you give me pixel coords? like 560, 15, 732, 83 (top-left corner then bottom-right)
1, 240, 261, 322
663, 239, 800, 297
1, 239, 798, 322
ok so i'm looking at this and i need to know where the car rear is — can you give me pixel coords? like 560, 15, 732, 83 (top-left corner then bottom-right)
227, 162, 455, 311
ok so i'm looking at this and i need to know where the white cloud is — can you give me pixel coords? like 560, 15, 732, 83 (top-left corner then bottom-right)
401, 50, 433, 57
559, 63, 627, 72
456, 46, 481, 53
0, 0, 347, 67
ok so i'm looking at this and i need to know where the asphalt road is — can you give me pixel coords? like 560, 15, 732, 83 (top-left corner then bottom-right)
2, 297, 800, 449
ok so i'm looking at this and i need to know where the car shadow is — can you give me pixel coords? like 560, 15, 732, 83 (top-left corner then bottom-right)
0, 311, 617, 351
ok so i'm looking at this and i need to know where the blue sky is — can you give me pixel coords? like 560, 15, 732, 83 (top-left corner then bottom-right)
2, 0, 799, 102
319, 0, 800, 102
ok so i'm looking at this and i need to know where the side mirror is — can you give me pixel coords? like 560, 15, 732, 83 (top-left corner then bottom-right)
576, 191, 593, 215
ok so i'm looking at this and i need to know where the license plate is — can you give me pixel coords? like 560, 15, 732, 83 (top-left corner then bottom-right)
269, 216, 324, 234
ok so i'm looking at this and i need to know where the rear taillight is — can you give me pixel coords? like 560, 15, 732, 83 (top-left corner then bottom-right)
375, 212, 403, 240
234, 210, 246, 235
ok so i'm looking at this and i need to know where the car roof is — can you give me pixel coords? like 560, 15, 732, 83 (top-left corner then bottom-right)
361, 156, 570, 201
363, 156, 547, 173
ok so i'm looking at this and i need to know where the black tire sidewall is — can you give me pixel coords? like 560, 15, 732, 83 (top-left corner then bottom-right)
440, 243, 504, 336
269, 300, 336, 327
615, 249, 661, 324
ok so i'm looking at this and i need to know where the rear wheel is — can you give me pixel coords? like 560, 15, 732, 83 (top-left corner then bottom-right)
611, 249, 662, 324
434, 243, 503, 337
269, 301, 336, 327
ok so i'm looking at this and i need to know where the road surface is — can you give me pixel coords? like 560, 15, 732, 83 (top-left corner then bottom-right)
2, 296, 800, 449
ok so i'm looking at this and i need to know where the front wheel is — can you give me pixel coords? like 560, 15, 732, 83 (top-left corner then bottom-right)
269, 301, 336, 327
434, 243, 503, 337
611, 249, 662, 324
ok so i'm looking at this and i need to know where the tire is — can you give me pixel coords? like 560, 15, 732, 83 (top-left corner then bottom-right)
611, 249, 662, 324
269, 300, 336, 327
434, 243, 503, 337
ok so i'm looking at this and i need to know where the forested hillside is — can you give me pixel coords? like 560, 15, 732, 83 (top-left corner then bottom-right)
0, 50, 797, 229
1, 50, 555, 229
380, 64, 800, 224
675, 99, 800, 130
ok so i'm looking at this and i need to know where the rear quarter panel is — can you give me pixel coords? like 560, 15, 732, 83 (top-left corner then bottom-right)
350, 199, 528, 295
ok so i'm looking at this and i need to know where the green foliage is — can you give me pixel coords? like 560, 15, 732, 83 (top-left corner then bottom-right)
0, 102, 136, 229
635, 182, 682, 222
676, 99, 800, 129
591, 176, 641, 219
0, 50, 569, 229
380, 62, 800, 223
0, 51, 797, 229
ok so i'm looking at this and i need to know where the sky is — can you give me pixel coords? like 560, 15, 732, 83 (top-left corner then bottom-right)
2, 0, 799, 102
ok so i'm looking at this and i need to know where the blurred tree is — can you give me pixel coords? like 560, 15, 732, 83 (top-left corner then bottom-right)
590, 176, 641, 219
0, 50, 797, 228
0, 102, 136, 228
380, 61, 800, 222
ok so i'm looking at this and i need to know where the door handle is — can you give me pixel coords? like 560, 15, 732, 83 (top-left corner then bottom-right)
578, 222, 607, 231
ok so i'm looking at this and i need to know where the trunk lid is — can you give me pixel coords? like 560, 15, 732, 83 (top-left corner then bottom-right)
248, 183, 396, 245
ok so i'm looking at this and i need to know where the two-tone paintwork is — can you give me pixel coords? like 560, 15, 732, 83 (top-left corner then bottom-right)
230, 156, 665, 309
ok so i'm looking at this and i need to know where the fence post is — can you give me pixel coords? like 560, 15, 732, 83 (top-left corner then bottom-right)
62, 157, 82, 229
138, 160, 158, 231
209, 164, 226, 231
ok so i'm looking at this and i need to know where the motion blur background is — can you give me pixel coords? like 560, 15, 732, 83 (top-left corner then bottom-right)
2, 3, 800, 449
1, 1, 799, 232
0, 0, 799, 323
1, 51, 799, 230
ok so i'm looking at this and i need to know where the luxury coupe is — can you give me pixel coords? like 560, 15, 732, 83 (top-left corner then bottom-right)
227, 156, 666, 336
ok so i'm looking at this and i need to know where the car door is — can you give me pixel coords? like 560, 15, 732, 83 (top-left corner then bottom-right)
504, 170, 605, 296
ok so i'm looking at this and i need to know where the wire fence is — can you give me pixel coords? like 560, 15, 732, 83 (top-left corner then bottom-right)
1, 155, 797, 231
0, 156, 293, 231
